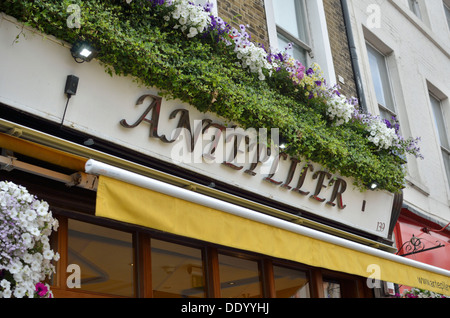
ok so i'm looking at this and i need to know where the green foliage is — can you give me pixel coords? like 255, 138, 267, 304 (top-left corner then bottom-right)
0, 0, 407, 192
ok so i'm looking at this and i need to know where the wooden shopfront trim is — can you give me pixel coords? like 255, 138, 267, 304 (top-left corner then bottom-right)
46, 208, 371, 299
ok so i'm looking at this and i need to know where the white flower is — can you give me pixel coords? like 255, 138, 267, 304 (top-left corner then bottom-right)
43, 249, 54, 260
167, 0, 211, 37
53, 252, 60, 262
187, 27, 198, 38
13, 286, 26, 298
24, 209, 36, 221
1, 289, 12, 298
37, 202, 49, 216
364, 117, 398, 150
52, 218, 59, 231
22, 252, 33, 264
8, 261, 22, 274
1, 279, 11, 290
325, 94, 354, 126
28, 227, 40, 236
0, 181, 58, 298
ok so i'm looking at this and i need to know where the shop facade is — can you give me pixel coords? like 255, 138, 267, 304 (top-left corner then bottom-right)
1, 1, 449, 299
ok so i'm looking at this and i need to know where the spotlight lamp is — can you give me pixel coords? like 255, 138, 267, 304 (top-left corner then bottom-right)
278, 136, 288, 151
70, 40, 99, 63
369, 182, 379, 191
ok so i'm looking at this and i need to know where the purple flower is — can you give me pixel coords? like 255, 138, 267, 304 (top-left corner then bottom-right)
148, 0, 166, 6
203, 2, 214, 12
277, 53, 284, 62
35, 282, 48, 297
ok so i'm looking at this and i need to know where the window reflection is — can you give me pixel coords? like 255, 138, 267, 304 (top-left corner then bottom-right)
67, 219, 135, 297
273, 0, 308, 43
366, 43, 395, 114
273, 0, 309, 66
323, 279, 341, 298
219, 254, 262, 298
273, 266, 310, 298
445, 3, 450, 30
277, 33, 307, 66
151, 239, 205, 298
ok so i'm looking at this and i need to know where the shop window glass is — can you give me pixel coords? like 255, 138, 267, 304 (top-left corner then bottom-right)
273, 0, 308, 43
277, 33, 307, 67
445, 2, 450, 30
408, 0, 422, 19
273, 0, 310, 65
273, 265, 311, 298
218, 254, 262, 298
366, 43, 396, 118
430, 93, 450, 188
151, 239, 205, 298
67, 219, 135, 297
323, 279, 341, 298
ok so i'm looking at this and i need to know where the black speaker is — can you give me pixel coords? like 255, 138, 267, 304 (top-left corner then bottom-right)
64, 75, 79, 96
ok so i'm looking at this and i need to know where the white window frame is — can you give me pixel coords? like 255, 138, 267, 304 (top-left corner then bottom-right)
264, 0, 336, 85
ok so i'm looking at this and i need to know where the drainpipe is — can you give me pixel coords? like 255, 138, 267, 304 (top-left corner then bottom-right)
340, 0, 368, 112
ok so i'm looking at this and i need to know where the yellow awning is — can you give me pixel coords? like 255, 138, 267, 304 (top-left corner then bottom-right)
95, 175, 450, 296
0, 132, 87, 171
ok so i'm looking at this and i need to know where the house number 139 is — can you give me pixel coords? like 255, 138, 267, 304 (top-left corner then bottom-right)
376, 222, 386, 232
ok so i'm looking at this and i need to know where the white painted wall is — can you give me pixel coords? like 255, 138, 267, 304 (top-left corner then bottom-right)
347, 0, 450, 224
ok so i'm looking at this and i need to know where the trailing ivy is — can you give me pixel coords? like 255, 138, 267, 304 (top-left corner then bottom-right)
0, 0, 408, 192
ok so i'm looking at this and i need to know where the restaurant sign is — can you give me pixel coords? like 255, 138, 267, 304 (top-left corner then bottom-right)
117, 93, 395, 239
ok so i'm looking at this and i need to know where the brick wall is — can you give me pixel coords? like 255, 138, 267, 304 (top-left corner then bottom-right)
323, 0, 358, 98
217, 0, 270, 50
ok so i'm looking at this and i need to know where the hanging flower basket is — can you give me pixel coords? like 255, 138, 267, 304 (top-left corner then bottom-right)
0, 181, 59, 298
396, 287, 449, 298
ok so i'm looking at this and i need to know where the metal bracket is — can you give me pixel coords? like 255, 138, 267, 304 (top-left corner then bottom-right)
396, 235, 445, 257
0, 154, 16, 172
0, 153, 98, 191
6, 127, 23, 137
68, 172, 98, 190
